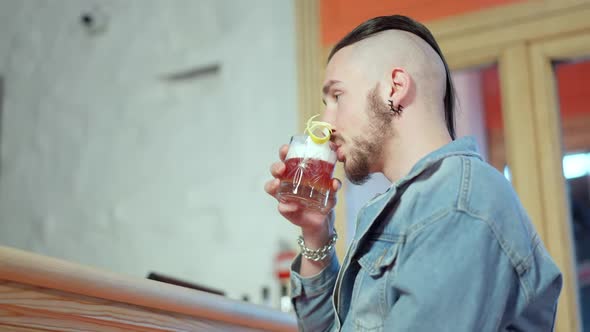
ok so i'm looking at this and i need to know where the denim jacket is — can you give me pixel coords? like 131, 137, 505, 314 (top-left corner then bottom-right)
290, 137, 562, 332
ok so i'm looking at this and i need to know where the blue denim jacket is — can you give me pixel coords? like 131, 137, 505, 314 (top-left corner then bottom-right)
290, 137, 562, 331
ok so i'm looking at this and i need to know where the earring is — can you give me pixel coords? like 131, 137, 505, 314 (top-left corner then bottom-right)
388, 100, 403, 116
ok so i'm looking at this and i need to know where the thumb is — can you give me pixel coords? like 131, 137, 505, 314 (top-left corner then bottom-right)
332, 178, 342, 192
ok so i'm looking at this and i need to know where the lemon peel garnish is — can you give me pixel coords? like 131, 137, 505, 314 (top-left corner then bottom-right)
305, 114, 332, 144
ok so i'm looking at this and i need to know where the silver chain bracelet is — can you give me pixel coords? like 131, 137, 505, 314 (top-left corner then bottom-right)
297, 230, 338, 262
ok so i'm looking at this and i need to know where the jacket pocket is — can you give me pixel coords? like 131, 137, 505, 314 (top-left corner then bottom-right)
350, 238, 400, 331
357, 238, 399, 277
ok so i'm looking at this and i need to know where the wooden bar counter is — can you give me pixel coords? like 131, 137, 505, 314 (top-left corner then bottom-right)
0, 246, 297, 331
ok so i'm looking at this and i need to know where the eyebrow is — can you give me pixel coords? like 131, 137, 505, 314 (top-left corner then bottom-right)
321, 79, 341, 105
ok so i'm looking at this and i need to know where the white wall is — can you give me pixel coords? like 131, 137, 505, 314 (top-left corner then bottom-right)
0, 0, 299, 305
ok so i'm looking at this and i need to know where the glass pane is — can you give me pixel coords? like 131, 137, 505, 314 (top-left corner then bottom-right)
344, 64, 507, 241
453, 64, 507, 173
554, 58, 590, 331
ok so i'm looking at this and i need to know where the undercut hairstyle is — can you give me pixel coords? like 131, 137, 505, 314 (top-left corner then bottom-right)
329, 15, 457, 140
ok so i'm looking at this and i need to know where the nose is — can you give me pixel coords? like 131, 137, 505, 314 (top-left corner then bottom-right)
320, 111, 337, 140
321, 108, 336, 128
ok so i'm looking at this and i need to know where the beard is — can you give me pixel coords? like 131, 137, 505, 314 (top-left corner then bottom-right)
344, 84, 394, 185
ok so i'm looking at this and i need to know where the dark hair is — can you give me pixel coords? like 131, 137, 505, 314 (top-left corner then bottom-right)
329, 15, 456, 140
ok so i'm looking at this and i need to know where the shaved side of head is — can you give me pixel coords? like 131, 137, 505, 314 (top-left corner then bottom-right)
349, 30, 447, 113
329, 15, 456, 139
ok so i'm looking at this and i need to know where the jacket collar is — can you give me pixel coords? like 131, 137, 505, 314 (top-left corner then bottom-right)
393, 136, 482, 189
354, 136, 483, 240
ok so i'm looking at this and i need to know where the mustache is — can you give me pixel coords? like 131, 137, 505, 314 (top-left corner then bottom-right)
330, 133, 344, 144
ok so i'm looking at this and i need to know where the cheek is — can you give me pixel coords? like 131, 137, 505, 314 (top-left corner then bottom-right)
334, 97, 365, 135
343, 97, 367, 119
339, 108, 365, 131
336, 101, 355, 125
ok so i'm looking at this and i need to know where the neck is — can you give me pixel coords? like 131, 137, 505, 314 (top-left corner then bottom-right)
380, 115, 452, 183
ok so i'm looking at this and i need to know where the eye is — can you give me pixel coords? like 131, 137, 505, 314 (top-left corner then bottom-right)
334, 93, 341, 102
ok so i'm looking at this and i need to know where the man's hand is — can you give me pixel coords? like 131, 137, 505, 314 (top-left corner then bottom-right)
264, 144, 341, 249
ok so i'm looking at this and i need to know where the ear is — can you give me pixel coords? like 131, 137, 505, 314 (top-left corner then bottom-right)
388, 68, 411, 107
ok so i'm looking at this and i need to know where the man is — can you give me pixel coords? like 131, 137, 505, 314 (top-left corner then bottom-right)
265, 15, 562, 331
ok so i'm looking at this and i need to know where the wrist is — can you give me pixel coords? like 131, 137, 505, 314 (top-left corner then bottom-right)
300, 228, 332, 249
299, 212, 335, 249
297, 229, 337, 262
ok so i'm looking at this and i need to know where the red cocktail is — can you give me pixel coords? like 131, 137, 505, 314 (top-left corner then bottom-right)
276, 135, 337, 212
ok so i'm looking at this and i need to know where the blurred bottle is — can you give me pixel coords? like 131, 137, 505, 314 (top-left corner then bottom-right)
261, 286, 272, 307
279, 283, 292, 313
